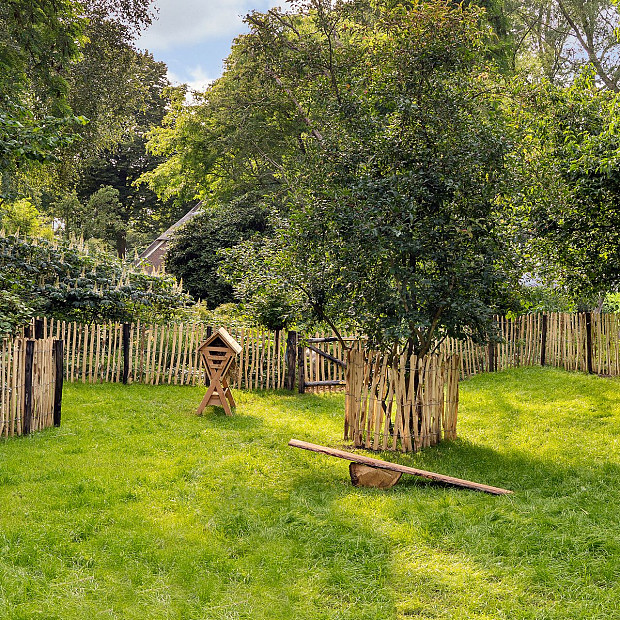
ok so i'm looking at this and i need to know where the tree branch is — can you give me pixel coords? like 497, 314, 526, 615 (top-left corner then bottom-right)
557, 0, 618, 91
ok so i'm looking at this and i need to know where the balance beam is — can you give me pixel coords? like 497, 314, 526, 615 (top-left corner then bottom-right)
288, 439, 512, 495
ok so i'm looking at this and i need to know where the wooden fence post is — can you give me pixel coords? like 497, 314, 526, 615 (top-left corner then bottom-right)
284, 331, 297, 391
53, 339, 64, 427
122, 323, 130, 384
23, 339, 35, 435
540, 314, 548, 366
298, 337, 306, 394
487, 342, 496, 372
34, 318, 44, 339
585, 312, 593, 374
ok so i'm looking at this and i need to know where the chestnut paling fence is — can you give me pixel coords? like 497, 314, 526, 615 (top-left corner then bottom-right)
0, 337, 63, 438
9, 312, 618, 449
441, 312, 620, 378
30, 317, 350, 391
344, 348, 460, 453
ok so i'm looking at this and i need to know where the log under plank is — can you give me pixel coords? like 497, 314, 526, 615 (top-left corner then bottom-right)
349, 463, 401, 489
288, 439, 512, 495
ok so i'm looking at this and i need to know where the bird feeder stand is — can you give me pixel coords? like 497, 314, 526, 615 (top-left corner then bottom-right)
196, 327, 242, 416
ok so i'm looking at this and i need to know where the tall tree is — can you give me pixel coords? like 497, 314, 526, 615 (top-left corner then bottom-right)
509, 69, 620, 303
1, 0, 158, 204
145, 0, 519, 353
0, 0, 87, 201
69, 53, 186, 258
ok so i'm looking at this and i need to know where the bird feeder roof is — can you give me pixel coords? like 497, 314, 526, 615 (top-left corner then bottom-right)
199, 327, 242, 355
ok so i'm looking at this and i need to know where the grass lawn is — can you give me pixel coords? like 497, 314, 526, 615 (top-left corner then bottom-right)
1, 367, 620, 619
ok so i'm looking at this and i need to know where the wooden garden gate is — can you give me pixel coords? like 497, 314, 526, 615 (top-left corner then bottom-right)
298, 336, 357, 393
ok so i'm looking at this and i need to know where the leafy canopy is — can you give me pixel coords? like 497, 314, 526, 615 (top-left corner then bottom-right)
509, 69, 620, 304
147, 0, 520, 352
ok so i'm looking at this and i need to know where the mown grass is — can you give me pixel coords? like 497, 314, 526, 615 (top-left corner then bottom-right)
1, 367, 620, 619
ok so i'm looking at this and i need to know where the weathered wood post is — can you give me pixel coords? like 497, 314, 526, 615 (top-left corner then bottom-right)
23, 339, 35, 435
34, 318, 44, 339
487, 342, 496, 372
122, 323, 130, 384
53, 339, 64, 427
298, 337, 306, 394
585, 311, 593, 374
540, 314, 548, 367
284, 331, 297, 391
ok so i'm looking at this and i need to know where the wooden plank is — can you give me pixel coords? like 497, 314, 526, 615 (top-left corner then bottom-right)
288, 439, 512, 495
306, 343, 346, 368
304, 380, 346, 387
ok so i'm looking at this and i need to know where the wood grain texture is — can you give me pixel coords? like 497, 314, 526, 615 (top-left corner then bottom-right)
349, 463, 401, 489
289, 439, 512, 495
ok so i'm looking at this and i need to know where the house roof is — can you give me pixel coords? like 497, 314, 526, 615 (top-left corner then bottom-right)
139, 201, 203, 267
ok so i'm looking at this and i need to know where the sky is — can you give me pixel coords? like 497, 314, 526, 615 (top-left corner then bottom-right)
137, 0, 281, 91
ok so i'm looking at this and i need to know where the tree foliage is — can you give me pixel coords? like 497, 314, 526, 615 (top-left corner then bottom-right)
509, 69, 620, 303
511, 0, 620, 90
69, 57, 186, 258
146, 0, 520, 353
165, 199, 270, 309
0, 0, 87, 199
0, 0, 158, 203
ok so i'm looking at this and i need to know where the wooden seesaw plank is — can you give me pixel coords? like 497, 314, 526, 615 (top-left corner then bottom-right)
288, 439, 512, 495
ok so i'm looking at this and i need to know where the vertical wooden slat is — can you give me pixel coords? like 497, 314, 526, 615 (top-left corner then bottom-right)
285, 331, 297, 391
53, 339, 63, 427
298, 337, 305, 394
95, 324, 102, 382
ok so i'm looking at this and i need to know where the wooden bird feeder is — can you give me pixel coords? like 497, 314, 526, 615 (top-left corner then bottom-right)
196, 327, 242, 416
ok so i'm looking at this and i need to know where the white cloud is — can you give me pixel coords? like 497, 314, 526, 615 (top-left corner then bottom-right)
168, 66, 215, 92
139, 0, 277, 51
